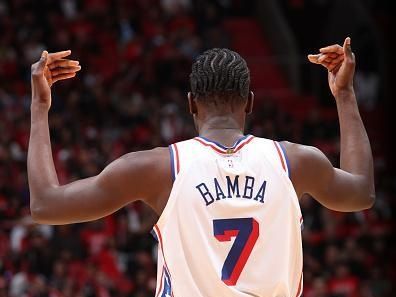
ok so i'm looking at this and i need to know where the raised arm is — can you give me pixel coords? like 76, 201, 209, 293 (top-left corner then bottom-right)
284, 38, 375, 212
28, 51, 171, 225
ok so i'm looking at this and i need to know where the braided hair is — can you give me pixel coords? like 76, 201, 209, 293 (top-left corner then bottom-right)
189, 48, 250, 104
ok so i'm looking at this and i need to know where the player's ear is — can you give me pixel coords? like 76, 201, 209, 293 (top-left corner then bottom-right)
188, 92, 198, 115
245, 91, 254, 114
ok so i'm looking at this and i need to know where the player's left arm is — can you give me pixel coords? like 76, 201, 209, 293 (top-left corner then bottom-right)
283, 38, 375, 212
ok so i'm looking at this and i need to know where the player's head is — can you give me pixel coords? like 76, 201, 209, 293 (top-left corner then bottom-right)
188, 48, 254, 130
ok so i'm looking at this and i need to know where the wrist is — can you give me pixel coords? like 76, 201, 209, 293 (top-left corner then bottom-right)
31, 103, 50, 119
333, 87, 355, 102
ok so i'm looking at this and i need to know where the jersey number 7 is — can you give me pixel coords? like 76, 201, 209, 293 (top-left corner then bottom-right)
213, 218, 259, 286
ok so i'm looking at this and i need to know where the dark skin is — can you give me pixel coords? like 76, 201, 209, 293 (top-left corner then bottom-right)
28, 38, 375, 225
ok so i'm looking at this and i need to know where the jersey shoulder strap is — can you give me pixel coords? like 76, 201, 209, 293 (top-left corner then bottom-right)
168, 139, 198, 181
252, 137, 291, 178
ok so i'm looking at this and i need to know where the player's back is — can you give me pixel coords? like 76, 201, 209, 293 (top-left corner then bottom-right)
152, 135, 303, 297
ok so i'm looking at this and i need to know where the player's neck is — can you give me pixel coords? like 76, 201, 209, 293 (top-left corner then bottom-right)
198, 116, 245, 147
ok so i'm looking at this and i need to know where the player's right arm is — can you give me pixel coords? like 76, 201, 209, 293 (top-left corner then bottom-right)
283, 38, 375, 212
28, 51, 171, 225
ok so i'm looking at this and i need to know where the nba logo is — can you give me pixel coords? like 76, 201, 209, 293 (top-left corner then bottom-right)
227, 159, 234, 168
218, 152, 245, 175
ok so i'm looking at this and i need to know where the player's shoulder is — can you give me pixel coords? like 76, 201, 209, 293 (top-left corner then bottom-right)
121, 146, 169, 158
251, 137, 323, 158
112, 147, 172, 211
280, 141, 333, 196
119, 147, 170, 169
280, 141, 332, 174
280, 141, 326, 161
102, 147, 170, 183
98, 147, 171, 194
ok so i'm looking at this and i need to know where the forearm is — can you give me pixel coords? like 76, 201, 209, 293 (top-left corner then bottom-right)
28, 105, 60, 212
335, 90, 375, 198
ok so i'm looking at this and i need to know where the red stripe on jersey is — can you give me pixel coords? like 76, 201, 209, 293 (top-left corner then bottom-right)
233, 136, 255, 153
153, 224, 172, 280
194, 138, 226, 154
273, 141, 286, 172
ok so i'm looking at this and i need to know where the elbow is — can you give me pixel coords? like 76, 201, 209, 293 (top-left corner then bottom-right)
30, 203, 47, 224
355, 192, 375, 211
362, 193, 375, 210
361, 182, 376, 210
355, 179, 376, 210
30, 195, 51, 224
29, 186, 61, 224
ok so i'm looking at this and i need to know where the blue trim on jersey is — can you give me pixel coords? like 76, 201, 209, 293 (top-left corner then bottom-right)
161, 266, 172, 297
150, 229, 158, 242
233, 134, 251, 147
168, 145, 176, 181
278, 142, 291, 178
197, 134, 250, 150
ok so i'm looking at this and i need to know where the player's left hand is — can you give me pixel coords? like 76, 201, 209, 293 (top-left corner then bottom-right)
308, 37, 356, 98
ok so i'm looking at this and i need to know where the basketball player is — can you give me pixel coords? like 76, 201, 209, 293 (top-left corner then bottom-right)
28, 37, 374, 296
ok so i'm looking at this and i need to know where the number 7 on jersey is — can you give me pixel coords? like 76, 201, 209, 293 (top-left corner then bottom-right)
213, 218, 259, 286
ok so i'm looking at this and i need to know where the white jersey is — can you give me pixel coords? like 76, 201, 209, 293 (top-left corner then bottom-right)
152, 135, 303, 297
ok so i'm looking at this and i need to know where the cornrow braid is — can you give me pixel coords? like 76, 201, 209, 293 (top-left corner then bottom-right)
189, 48, 250, 102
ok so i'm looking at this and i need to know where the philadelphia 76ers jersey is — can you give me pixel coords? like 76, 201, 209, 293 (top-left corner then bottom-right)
152, 135, 303, 297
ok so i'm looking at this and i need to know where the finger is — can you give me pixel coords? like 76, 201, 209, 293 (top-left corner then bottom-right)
309, 53, 336, 63
321, 53, 343, 63
326, 52, 340, 59
47, 50, 72, 63
328, 60, 341, 71
328, 55, 344, 66
48, 59, 80, 70
325, 56, 344, 64
329, 63, 342, 73
51, 66, 81, 76
308, 54, 321, 63
319, 44, 343, 54
343, 37, 354, 61
318, 54, 333, 63
52, 72, 77, 84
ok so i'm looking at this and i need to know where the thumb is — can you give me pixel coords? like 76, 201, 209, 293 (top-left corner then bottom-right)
37, 50, 49, 70
343, 37, 354, 61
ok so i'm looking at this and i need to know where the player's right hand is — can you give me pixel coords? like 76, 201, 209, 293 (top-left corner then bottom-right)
31, 50, 81, 110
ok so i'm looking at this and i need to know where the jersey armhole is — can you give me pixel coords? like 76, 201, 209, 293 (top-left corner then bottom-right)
272, 140, 303, 229
168, 143, 180, 181
273, 141, 291, 178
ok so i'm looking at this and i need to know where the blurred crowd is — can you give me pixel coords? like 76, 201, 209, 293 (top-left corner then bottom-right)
0, 0, 394, 296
